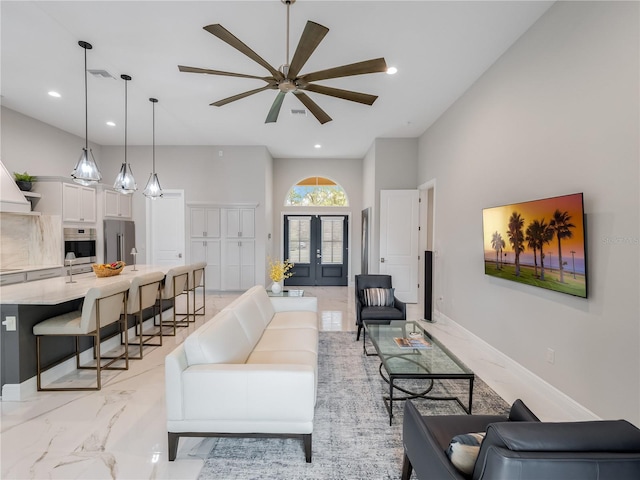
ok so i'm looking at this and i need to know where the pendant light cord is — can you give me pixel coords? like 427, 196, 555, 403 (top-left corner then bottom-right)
124, 78, 128, 165
84, 45, 88, 150
152, 100, 156, 173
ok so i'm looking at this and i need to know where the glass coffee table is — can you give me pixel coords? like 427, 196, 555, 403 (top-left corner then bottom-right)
364, 320, 475, 425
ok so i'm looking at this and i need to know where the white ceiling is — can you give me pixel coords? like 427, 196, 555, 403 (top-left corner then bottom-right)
1, 1, 553, 158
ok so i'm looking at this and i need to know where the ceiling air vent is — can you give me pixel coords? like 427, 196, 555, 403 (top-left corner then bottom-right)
290, 108, 307, 116
88, 69, 116, 79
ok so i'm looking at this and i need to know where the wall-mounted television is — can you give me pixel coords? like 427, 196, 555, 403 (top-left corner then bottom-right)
482, 192, 587, 298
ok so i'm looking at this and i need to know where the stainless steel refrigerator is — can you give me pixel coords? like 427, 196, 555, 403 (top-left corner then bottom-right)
103, 219, 136, 265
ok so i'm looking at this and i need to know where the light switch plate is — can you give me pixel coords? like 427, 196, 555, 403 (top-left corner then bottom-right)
2, 316, 16, 331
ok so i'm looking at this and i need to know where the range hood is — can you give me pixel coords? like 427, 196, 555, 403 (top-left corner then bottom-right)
0, 160, 31, 214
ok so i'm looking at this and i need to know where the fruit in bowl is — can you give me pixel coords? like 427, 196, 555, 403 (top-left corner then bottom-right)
92, 261, 126, 277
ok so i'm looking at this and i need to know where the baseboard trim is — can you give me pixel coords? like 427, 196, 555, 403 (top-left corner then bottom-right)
428, 310, 600, 422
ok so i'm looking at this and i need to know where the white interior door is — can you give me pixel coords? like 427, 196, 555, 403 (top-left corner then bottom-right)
379, 189, 419, 303
147, 190, 185, 266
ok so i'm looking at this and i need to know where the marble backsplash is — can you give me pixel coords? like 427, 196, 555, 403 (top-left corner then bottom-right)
0, 213, 62, 268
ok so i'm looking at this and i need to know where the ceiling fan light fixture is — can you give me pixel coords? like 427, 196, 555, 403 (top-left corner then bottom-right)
71, 40, 102, 185
278, 79, 297, 93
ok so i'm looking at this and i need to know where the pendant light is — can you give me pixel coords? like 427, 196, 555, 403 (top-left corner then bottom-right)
113, 74, 137, 194
71, 41, 102, 185
143, 98, 163, 199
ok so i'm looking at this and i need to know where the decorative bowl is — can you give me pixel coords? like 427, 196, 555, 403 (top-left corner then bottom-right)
92, 261, 125, 277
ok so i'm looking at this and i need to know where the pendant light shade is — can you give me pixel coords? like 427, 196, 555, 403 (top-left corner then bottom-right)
114, 74, 137, 194
143, 98, 163, 199
71, 41, 102, 185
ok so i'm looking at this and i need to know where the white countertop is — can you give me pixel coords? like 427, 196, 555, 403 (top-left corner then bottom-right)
0, 265, 171, 305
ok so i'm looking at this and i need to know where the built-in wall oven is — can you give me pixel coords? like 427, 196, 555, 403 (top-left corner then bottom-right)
63, 228, 97, 270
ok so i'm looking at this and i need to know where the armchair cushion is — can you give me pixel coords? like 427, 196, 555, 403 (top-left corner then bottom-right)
447, 432, 486, 475
361, 287, 395, 307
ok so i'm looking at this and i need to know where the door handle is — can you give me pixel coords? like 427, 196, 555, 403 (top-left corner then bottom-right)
381, 258, 385, 263
178, 253, 183, 258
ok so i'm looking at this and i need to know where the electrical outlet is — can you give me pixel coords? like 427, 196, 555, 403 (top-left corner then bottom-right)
546, 348, 555, 364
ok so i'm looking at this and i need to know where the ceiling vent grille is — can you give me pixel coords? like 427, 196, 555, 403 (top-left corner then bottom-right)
290, 108, 307, 116
88, 69, 115, 79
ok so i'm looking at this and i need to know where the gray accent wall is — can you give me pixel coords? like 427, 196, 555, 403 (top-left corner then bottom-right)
417, 1, 639, 424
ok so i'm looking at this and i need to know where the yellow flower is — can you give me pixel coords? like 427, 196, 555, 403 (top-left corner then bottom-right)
268, 257, 294, 282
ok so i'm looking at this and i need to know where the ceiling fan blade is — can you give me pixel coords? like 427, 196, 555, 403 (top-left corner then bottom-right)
211, 85, 275, 107
293, 92, 332, 124
301, 83, 378, 105
299, 57, 387, 83
265, 91, 287, 123
203, 24, 283, 80
287, 21, 329, 80
178, 65, 273, 82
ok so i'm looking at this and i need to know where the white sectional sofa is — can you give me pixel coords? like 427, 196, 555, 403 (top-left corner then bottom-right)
165, 285, 319, 462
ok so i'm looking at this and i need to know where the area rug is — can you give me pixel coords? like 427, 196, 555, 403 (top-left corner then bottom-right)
197, 332, 509, 480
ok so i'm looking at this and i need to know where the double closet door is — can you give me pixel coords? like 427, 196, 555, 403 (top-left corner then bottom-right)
284, 215, 348, 286
190, 206, 255, 291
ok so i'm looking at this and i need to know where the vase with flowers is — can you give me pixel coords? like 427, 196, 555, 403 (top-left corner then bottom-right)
268, 257, 294, 294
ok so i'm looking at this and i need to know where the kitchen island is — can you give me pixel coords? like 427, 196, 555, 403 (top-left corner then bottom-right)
0, 265, 171, 400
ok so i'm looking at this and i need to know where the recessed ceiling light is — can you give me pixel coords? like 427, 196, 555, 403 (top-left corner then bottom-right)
314, 144, 322, 149
106, 121, 116, 127
386, 67, 398, 75
48, 91, 61, 98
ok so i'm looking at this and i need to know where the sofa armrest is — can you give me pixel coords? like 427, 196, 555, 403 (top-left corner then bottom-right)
165, 343, 189, 421
394, 296, 407, 318
270, 296, 317, 313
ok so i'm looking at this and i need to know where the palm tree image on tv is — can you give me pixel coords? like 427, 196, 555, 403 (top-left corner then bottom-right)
482, 193, 587, 298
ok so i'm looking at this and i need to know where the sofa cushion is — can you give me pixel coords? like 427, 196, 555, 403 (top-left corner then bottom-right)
251, 287, 276, 327
361, 287, 395, 307
268, 311, 318, 330
360, 305, 405, 320
446, 432, 485, 475
254, 328, 319, 354
184, 310, 253, 365
231, 295, 269, 347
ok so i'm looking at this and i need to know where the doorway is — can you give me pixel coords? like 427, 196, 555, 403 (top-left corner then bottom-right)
284, 215, 348, 286
146, 189, 185, 266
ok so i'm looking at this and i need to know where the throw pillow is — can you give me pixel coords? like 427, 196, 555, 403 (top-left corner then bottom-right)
361, 287, 395, 307
446, 432, 486, 476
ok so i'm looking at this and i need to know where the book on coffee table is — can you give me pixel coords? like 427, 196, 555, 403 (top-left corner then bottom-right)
394, 337, 433, 349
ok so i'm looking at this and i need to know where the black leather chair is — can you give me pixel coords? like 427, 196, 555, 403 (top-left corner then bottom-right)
355, 274, 406, 341
402, 398, 640, 480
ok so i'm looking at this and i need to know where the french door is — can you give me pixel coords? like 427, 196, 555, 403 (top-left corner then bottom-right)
284, 215, 348, 286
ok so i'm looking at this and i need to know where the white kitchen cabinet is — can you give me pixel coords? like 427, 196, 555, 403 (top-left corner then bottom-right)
190, 239, 221, 290
104, 190, 132, 218
187, 204, 256, 291
225, 208, 255, 239
223, 239, 255, 290
26, 267, 62, 282
190, 207, 220, 238
0, 272, 26, 286
62, 183, 96, 223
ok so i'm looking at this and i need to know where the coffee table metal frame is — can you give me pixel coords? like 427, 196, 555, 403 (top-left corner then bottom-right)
364, 320, 475, 425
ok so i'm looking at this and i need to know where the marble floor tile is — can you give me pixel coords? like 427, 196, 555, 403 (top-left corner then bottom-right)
1, 286, 548, 479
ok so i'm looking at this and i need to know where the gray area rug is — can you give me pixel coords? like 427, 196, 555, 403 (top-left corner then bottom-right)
198, 331, 509, 479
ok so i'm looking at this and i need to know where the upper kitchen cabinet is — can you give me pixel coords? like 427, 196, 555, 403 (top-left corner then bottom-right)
62, 183, 96, 223
33, 178, 96, 224
225, 207, 255, 238
104, 189, 132, 218
190, 207, 220, 238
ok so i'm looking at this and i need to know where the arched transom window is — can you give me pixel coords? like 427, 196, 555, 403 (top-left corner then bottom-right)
285, 176, 349, 207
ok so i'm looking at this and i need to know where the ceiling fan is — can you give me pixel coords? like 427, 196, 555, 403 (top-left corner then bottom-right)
178, 0, 387, 124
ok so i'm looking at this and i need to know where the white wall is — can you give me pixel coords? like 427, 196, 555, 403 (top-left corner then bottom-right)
418, 1, 639, 424
272, 157, 363, 282
370, 138, 419, 274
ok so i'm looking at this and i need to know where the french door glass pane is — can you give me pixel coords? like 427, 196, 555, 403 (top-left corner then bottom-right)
321, 217, 344, 264
288, 216, 311, 263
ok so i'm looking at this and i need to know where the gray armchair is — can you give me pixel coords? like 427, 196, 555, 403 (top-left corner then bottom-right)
402, 399, 640, 480
355, 274, 406, 341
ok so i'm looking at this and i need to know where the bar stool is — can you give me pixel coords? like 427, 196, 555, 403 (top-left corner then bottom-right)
176, 262, 207, 322
33, 280, 130, 391
126, 271, 165, 360
159, 265, 191, 336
